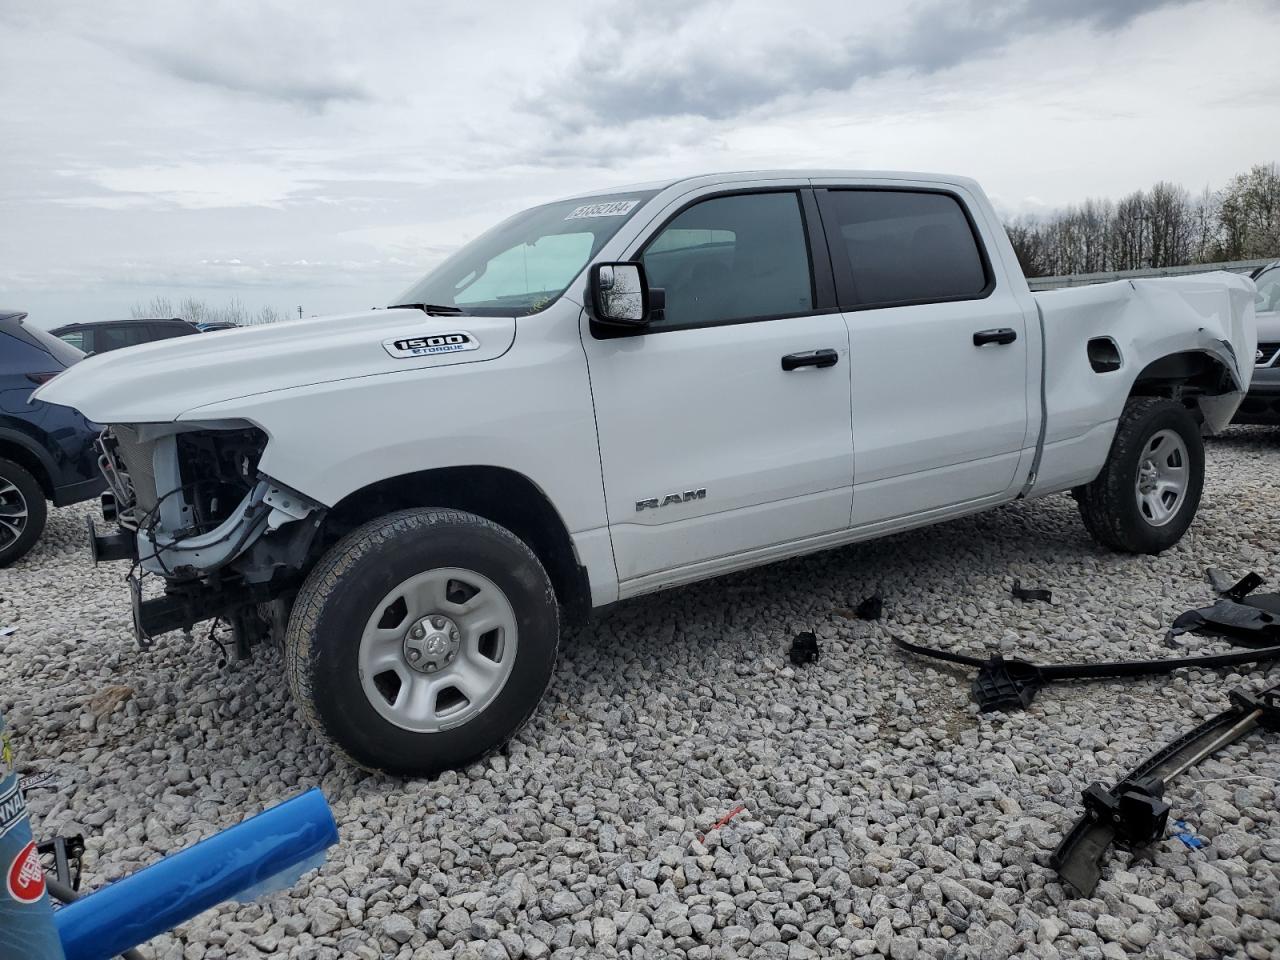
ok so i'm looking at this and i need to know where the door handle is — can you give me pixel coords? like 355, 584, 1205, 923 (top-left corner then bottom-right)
781, 348, 839, 371
973, 328, 1017, 346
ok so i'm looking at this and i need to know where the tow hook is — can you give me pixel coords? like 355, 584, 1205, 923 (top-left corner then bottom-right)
86, 517, 135, 564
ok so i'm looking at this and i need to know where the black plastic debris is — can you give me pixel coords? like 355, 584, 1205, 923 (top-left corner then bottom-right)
1011, 579, 1052, 603
894, 636, 1280, 712
1168, 595, 1280, 648
855, 595, 884, 621
789, 631, 820, 666
1051, 681, 1279, 896
971, 655, 1046, 711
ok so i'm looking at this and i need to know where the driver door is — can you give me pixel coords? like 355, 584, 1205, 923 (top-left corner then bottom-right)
582, 186, 854, 587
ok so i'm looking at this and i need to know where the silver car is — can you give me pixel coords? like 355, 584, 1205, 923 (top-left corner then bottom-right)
1235, 262, 1280, 424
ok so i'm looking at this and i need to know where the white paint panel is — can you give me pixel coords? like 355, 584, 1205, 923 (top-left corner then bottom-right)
586, 312, 855, 580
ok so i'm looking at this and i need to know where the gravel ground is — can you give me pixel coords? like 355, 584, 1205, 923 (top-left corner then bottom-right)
3, 428, 1279, 960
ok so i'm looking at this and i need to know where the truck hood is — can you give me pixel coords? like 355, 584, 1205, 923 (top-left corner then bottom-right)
36, 309, 516, 424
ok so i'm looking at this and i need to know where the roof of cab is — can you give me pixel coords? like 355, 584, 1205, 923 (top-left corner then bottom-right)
563, 169, 979, 201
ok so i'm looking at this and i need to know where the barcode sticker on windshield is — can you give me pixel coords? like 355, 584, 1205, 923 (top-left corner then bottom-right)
564, 200, 639, 220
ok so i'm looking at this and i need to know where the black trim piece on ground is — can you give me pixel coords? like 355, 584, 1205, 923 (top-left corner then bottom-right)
893, 636, 1280, 712
1049, 681, 1279, 897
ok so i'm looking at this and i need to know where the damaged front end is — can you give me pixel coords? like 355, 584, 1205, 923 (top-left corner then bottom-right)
91, 422, 326, 650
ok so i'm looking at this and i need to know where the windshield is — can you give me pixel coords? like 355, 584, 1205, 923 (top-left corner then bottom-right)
1256, 266, 1280, 314
394, 191, 657, 316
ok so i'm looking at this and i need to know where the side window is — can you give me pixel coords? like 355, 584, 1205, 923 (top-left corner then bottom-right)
58, 330, 86, 352
149, 323, 193, 340
825, 190, 990, 306
96, 324, 152, 352
1256, 268, 1280, 314
641, 192, 813, 329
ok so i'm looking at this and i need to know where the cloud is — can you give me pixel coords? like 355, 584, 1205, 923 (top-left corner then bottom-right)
532, 0, 1194, 128
3, 0, 1279, 328
134, 47, 370, 110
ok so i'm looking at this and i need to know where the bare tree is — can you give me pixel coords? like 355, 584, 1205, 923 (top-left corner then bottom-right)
1217, 162, 1280, 259
1004, 162, 1279, 276
130, 297, 291, 326
1147, 181, 1192, 268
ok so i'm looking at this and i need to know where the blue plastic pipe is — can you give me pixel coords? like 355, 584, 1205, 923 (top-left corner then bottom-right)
55, 788, 338, 960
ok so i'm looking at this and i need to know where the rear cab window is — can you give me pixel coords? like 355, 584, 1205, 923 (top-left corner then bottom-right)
819, 189, 992, 308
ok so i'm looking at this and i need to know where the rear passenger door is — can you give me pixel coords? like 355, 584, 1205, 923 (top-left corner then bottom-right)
813, 183, 1031, 526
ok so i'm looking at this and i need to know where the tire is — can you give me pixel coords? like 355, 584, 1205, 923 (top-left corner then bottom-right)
0, 459, 47, 567
1076, 397, 1204, 554
285, 508, 559, 776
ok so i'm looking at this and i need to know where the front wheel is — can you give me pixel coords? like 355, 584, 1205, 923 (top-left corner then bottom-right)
1076, 397, 1204, 554
285, 509, 559, 776
0, 459, 46, 567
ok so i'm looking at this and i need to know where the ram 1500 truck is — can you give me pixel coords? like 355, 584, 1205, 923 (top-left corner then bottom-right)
39, 171, 1257, 776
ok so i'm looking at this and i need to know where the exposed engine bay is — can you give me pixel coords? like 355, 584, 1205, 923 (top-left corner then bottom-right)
93, 422, 326, 650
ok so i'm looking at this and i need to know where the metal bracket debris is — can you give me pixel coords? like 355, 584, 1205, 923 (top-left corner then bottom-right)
1050, 681, 1279, 896
37, 834, 85, 891
1206, 567, 1264, 601
788, 631, 820, 666
894, 636, 1280, 712
1012, 579, 1052, 603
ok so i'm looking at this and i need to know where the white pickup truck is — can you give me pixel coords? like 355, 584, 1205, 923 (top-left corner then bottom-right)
40, 171, 1256, 776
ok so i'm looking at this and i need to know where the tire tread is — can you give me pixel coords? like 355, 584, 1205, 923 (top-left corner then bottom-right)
284, 508, 558, 774
1076, 396, 1203, 554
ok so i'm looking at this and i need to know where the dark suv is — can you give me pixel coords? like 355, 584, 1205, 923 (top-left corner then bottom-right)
49, 317, 199, 355
0, 311, 106, 565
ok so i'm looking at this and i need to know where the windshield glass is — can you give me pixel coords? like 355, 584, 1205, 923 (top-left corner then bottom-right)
1256, 266, 1280, 314
394, 191, 657, 316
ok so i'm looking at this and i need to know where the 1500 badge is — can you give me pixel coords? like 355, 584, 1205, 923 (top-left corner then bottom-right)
383, 332, 479, 359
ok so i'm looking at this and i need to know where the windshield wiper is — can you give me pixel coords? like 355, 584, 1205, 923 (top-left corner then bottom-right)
388, 303, 467, 316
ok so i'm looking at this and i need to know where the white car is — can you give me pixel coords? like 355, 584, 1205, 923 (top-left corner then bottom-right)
40, 171, 1257, 776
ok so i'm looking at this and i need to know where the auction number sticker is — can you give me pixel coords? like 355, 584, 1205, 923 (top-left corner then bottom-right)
564, 200, 639, 220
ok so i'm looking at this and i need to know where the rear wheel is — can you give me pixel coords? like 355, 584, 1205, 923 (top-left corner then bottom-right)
0, 459, 46, 567
285, 509, 559, 776
1076, 397, 1204, 554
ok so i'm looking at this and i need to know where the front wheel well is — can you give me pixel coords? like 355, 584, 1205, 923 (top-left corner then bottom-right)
324, 466, 591, 625
0, 440, 52, 498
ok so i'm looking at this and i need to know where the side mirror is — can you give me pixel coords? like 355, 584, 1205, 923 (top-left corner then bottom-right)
589, 262, 651, 327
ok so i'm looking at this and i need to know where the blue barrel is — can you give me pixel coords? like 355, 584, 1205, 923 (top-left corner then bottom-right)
0, 710, 67, 960
55, 788, 338, 960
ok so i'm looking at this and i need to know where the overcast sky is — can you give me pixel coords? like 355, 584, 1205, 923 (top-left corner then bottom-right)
2, 0, 1278, 327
